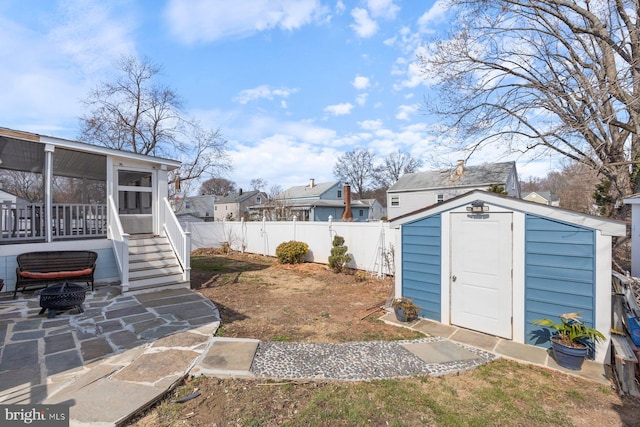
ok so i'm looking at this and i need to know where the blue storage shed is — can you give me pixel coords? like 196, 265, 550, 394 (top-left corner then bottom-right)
390, 190, 626, 362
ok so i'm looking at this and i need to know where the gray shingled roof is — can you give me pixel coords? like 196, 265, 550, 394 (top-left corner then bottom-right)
388, 161, 515, 192
216, 190, 262, 204
281, 181, 340, 199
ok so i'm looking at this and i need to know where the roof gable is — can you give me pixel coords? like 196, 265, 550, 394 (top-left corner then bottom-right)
389, 161, 515, 193
281, 181, 340, 200
216, 190, 263, 204
390, 189, 625, 236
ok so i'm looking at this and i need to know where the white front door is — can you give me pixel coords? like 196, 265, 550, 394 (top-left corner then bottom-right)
450, 212, 513, 339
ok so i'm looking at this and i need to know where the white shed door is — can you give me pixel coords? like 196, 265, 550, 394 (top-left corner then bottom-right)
450, 212, 512, 339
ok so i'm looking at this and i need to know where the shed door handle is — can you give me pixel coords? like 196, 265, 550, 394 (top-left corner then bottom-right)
452, 275, 457, 282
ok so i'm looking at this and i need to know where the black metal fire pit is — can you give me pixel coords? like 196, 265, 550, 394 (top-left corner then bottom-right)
38, 282, 86, 318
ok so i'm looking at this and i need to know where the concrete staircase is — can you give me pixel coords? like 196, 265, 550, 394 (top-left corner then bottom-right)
124, 235, 190, 294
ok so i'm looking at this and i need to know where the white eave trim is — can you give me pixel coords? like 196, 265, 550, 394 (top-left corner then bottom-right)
391, 190, 626, 236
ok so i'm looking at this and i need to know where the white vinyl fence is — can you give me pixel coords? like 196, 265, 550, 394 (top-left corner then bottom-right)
186, 217, 397, 276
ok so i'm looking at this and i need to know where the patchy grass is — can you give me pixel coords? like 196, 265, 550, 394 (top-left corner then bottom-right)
127, 253, 640, 427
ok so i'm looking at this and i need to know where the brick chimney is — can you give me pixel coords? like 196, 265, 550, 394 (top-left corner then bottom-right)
309, 178, 315, 188
342, 183, 353, 222
449, 159, 465, 183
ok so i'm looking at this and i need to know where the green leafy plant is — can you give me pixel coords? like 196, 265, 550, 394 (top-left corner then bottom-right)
275, 240, 309, 264
391, 297, 420, 321
487, 184, 508, 194
533, 312, 605, 348
328, 235, 351, 273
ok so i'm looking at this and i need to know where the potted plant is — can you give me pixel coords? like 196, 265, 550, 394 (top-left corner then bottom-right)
391, 297, 420, 322
533, 312, 605, 370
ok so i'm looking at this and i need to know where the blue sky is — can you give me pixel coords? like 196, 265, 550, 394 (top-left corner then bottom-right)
0, 0, 551, 193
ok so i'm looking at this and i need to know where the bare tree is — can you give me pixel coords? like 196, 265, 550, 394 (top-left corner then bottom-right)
374, 150, 423, 188
0, 170, 43, 203
250, 178, 267, 191
421, 0, 640, 220
332, 149, 375, 198
200, 177, 236, 196
79, 54, 231, 191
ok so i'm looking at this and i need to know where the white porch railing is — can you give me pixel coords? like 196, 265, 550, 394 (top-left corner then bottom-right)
0, 201, 107, 242
162, 197, 190, 282
108, 195, 129, 288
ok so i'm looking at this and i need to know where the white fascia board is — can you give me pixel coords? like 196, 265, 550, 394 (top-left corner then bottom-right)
391, 190, 626, 236
39, 135, 181, 169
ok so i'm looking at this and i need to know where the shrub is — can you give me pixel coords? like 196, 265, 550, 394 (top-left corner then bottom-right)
328, 235, 351, 273
276, 240, 309, 264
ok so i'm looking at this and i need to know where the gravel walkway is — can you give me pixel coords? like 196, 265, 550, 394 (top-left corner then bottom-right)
250, 337, 498, 381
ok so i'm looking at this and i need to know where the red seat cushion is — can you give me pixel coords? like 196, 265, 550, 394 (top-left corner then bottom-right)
20, 268, 93, 280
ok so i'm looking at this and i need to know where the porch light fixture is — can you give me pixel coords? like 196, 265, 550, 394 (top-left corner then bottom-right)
466, 200, 489, 213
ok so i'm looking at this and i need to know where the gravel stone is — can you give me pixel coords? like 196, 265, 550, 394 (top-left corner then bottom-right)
251, 337, 498, 381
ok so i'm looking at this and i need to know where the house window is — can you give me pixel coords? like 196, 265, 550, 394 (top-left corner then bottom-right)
437, 194, 444, 203
185, 201, 191, 209
214, 206, 217, 211
391, 196, 399, 207
257, 196, 262, 204
359, 209, 364, 217
337, 190, 342, 198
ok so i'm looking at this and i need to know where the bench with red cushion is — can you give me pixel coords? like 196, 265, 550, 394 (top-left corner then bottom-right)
15, 250, 97, 298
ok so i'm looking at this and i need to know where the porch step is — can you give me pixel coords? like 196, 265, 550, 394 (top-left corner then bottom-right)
124, 235, 189, 293
122, 280, 190, 295
128, 240, 173, 255
128, 272, 185, 288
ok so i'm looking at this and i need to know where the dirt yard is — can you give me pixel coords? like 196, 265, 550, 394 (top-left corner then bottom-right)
127, 251, 640, 427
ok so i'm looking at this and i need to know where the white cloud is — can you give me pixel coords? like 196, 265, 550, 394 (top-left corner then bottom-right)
165, 0, 326, 44
233, 85, 299, 104
355, 93, 368, 106
350, 8, 378, 38
230, 136, 340, 190
352, 75, 370, 90
366, 0, 399, 19
324, 103, 354, 116
393, 45, 431, 91
0, 1, 135, 136
396, 104, 420, 121
418, 0, 449, 28
359, 119, 384, 131
49, 1, 135, 74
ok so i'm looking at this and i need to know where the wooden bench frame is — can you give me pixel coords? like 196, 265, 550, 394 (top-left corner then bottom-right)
15, 250, 97, 298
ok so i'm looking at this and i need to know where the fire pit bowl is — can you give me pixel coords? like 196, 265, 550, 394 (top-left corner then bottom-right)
38, 282, 86, 318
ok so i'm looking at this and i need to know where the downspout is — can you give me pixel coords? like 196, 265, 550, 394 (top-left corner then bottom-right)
44, 144, 54, 242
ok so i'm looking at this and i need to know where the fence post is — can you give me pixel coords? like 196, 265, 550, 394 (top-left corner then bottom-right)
261, 216, 267, 256
241, 217, 246, 253
293, 215, 297, 241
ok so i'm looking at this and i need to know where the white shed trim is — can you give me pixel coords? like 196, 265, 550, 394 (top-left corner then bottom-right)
391, 190, 626, 237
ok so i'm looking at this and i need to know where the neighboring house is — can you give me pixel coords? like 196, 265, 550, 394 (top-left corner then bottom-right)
623, 194, 640, 277
214, 189, 266, 221
523, 191, 560, 207
0, 188, 29, 236
0, 126, 190, 295
258, 179, 373, 222
387, 160, 520, 218
390, 190, 625, 363
174, 194, 218, 221
359, 198, 386, 221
